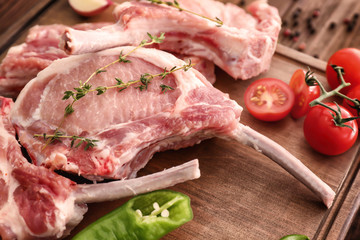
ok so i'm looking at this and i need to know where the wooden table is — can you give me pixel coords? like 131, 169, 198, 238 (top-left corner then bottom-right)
1, 0, 360, 239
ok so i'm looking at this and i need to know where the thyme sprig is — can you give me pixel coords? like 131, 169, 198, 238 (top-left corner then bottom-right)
34, 133, 99, 150
306, 66, 360, 130
147, 0, 223, 27
85, 59, 193, 95
62, 32, 166, 116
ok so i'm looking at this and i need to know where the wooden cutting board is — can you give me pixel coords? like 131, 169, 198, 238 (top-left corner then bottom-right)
1, 1, 360, 239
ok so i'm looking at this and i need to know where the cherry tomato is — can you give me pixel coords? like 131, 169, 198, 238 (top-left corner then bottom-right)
343, 84, 360, 127
244, 78, 295, 121
289, 69, 320, 119
326, 48, 360, 94
303, 103, 358, 156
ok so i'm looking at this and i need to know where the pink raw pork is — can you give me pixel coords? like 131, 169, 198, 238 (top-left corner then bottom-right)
11, 46, 335, 208
60, 0, 281, 80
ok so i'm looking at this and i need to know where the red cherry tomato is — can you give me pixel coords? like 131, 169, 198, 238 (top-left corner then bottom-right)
289, 69, 320, 119
303, 103, 358, 155
244, 78, 295, 121
326, 48, 360, 94
343, 84, 360, 127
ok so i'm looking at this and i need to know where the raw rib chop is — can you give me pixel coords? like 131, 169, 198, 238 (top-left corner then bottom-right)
0, 23, 215, 97
0, 23, 111, 98
0, 97, 200, 239
0, 96, 86, 239
60, 0, 281, 80
11, 46, 335, 208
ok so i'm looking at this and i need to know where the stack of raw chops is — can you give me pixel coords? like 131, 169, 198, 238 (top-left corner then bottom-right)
0, 0, 336, 239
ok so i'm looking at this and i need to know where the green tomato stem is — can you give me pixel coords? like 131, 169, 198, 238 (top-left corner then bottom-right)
307, 65, 359, 129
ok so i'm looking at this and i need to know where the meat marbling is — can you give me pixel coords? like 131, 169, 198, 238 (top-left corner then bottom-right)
0, 23, 215, 98
0, 96, 200, 239
0, 23, 111, 98
11, 46, 335, 208
60, 0, 281, 80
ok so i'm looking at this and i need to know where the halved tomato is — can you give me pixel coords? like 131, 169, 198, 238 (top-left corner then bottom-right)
289, 69, 320, 119
244, 78, 295, 121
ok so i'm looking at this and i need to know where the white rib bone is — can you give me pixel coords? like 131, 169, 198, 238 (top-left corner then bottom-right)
74, 159, 200, 203
231, 123, 335, 208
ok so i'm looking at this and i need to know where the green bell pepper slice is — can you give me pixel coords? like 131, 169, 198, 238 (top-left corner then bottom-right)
72, 190, 193, 240
279, 234, 310, 240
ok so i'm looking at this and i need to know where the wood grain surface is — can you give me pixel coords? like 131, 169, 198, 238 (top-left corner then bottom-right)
269, 0, 360, 61
1, 0, 360, 240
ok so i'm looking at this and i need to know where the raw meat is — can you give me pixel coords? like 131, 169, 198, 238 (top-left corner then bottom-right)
0, 23, 215, 97
0, 96, 200, 239
11, 46, 334, 208
0, 96, 86, 239
60, 0, 281, 79
0, 23, 110, 98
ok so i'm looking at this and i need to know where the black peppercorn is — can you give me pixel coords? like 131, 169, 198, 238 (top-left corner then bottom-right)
282, 20, 288, 27
306, 17, 312, 25
347, 24, 354, 32
329, 22, 336, 29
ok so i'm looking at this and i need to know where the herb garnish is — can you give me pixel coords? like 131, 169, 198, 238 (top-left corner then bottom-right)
61, 32, 166, 116
146, 0, 223, 27
33, 132, 99, 151
34, 33, 194, 150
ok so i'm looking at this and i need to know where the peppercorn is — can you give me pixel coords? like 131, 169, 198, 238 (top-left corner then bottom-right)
298, 42, 306, 51
329, 22, 336, 29
292, 36, 299, 42
353, 13, 359, 19
313, 54, 319, 59
293, 20, 299, 27
283, 28, 292, 37
292, 12, 299, 19
293, 7, 302, 18
306, 17, 312, 25
347, 24, 354, 32
343, 18, 351, 25
312, 9, 320, 18
307, 22, 313, 30
239, 0, 246, 7
309, 28, 316, 34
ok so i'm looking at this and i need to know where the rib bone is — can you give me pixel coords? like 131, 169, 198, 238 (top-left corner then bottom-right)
232, 123, 335, 208
74, 159, 200, 203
